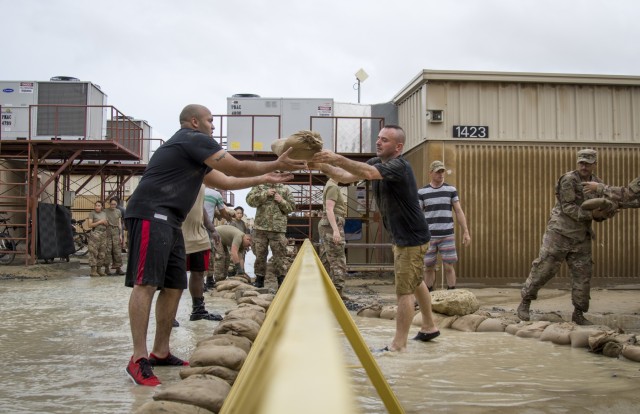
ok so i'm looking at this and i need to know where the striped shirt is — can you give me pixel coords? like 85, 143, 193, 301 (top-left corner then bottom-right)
417, 183, 459, 238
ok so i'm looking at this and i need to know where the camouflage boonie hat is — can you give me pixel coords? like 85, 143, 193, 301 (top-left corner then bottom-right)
577, 149, 597, 164
429, 160, 446, 172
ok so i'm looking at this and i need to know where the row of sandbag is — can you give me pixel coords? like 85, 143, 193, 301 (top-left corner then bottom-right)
357, 302, 640, 363
135, 278, 273, 414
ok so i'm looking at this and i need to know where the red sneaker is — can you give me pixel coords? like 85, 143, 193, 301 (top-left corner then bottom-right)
126, 357, 161, 386
149, 352, 189, 366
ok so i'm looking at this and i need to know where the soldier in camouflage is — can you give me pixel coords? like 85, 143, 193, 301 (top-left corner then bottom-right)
246, 183, 296, 288
87, 200, 109, 277
318, 178, 349, 299
518, 149, 616, 325
105, 197, 124, 275
213, 224, 252, 282
583, 176, 640, 208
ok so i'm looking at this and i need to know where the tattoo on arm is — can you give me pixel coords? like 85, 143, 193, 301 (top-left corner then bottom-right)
215, 152, 227, 162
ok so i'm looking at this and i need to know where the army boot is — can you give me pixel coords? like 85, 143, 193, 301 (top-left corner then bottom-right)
277, 275, 285, 289
90, 266, 99, 277
114, 267, 125, 275
205, 276, 216, 289
103, 266, 112, 276
189, 297, 222, 321
97, 266, 106, 276
517, 299, 531, 321
572, 309, 593, 326
253, 275, 265, 288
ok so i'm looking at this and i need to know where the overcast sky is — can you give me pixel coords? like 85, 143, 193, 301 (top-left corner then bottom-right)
3, 0, 639, 215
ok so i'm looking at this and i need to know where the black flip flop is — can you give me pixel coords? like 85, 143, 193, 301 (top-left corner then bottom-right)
413, 330, 440, 342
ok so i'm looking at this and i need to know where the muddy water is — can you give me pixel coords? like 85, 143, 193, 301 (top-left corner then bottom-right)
1, 276, 639, 414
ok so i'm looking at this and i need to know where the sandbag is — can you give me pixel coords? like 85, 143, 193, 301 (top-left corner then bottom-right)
357, 303, 382, 318
271, 130, 323, 160
179, 365, 238, 385
450, 314, 487, 332
379, 305, 398, 320
539, 322, 574, 345
197, 334, 253, 354
505, 323, 522, 335
237, 296, 271, 310
581, 198, 616, 211
213, 318, 261, 342
135, 400, 215, 414
514, 321, 551, 339
189, 345, 247, 370
476, 318, 509, 333
225, 308, 266, 326
621, 344, 640, 362
237, 303, 266, 313
569, 328, 604, 348
602, 341, 623, 358
153, 374, 231, 414
216, 280, 244, 292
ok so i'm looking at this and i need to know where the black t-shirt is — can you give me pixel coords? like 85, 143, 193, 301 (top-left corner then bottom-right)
126, 128, 223, 228
367, 156, 430, 247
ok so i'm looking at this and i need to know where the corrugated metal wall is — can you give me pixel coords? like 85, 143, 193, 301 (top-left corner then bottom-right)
400, 80, 640, 152
405, 141, 640, 286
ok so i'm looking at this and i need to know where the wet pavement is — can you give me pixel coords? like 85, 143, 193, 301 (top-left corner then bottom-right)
1, 261, 640, 413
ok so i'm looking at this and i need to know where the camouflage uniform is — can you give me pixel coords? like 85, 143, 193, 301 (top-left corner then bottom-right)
246, 183, 295, 282
213, 225, 247, 281
104, 207, 123, 269
596, 176, 640, 208
266, 240, 297, 283
87, 210, 108, 268
318, 179, 348, 292
521, 169, 604, 313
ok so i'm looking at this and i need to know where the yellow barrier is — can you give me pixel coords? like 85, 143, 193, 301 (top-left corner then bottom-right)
220, 239, 405, 414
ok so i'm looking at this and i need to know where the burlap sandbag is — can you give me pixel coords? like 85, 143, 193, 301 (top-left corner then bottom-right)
450, 314, 488, 332
602, 341, 623, 358
179, 365, 238, 385
569, 328, 604, 348
413, 312, 456, 328
213, 318, 261, 342
225, 308, 266, 326
504, 323, 521, 335
581, 198, 616, 211
197, 334, 253, 354
237, 296, 271, 311
153, 374, 230, 414
229, 274, 252, 285
379, 305, 398, 320
135, 400, 215, 414
216, 280, 244, 292
476, 317, 509, 333
357, 303, 382, 318
237, 303, 266, 313
257, 293, 275, 302
240, 290, 260, 298
621, 344, 640, 362
539, 322, 574, 345
271, 130, 323, 160
222, 292, 237, 300
514, 321, 551, 339
189, 345, 247, 370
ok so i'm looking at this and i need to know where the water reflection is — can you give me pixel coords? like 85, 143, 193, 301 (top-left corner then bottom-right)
0, 276, 639, 413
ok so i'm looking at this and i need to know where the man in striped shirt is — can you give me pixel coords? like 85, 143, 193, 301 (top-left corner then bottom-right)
418, 160, 471, 290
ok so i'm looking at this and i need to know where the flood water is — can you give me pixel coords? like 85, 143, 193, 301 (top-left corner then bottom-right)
1, 274, 639, 414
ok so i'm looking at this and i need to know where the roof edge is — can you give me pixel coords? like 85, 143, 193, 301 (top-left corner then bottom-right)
392, 69, 640, 103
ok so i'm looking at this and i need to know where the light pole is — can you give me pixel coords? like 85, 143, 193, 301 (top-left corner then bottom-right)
354, 68, 369, 103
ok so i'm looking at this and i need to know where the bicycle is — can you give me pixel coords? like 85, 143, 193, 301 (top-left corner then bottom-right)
71, 218, 91, 256
0, 215, 19, 265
